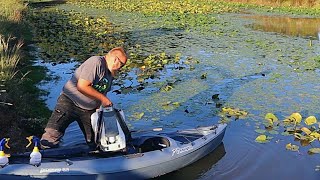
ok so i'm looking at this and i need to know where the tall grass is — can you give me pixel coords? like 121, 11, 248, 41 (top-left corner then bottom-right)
0, 0, 26, 81
0, 35, 23, 80
0, 0, 24, 19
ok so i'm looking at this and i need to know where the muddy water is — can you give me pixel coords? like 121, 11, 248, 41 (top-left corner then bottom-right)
38, 5, 320, 180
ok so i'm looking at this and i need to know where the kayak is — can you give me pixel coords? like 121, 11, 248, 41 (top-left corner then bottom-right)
0, 124, 227, 179
0, 123, 227, 180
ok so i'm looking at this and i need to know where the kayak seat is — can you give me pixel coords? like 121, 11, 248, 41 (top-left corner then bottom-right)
137, 137, 170, 153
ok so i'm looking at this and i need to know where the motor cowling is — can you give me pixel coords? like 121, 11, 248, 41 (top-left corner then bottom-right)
91, 107, 126, 152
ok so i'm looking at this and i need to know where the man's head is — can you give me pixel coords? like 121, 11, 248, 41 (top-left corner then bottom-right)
105, 47, 127, 76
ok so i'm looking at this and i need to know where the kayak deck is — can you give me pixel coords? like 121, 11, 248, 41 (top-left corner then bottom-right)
1, 124, 227, 179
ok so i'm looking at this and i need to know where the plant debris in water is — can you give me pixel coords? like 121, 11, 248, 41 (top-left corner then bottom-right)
255, 112, 320, 154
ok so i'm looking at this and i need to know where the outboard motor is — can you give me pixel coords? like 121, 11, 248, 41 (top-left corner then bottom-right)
91, 106, 130, 152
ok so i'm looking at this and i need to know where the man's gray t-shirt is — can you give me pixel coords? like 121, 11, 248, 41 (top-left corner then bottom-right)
62, 56, 113, 110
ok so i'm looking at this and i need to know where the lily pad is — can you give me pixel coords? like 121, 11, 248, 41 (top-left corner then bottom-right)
310, 132, 320, 140
255, 129, 266, 134
301, 127, 312, 135
268, 130, 279, 135
281, 131, 291, 136
288, 112, 302, 124
221, 107, 248, 119
172, 102, 180, 106
286, 143, 299, 151
255, 134, 268, 143
265, 113, 278, 124
305, 116, 317, 126
132, 112, 144, 120
308, 148, 320, 154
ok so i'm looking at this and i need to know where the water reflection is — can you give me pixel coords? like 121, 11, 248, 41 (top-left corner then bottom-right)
36, 61, 78, 110
243, 15, 320, 39
154, 143, 226, 180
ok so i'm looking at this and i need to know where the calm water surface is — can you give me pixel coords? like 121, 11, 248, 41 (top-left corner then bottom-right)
243, 15, 320, 39
37, 5, 320, 180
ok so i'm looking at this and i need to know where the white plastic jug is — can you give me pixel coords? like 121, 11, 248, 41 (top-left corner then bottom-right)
29, 147, 41, 166
0, 151, 8, 167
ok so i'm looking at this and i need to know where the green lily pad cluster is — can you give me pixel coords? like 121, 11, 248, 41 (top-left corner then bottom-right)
218, 107, 249, 124
255, 134, 273, 143
127, 51, 174, 81
219, 107, 320, 154
122, 47, 198, 85
26, 8, 124, 62
256, 112, 320, 154
312, 56, 320, 69
220, 107, 248, 119
68, 0, 238, 31
285, 143, 299, 151
68, 0, 240, 15
25, 7, 198, 86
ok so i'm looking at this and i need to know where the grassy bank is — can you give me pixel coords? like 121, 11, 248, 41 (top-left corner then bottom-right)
0, 0, 25, 81
220, 0, 320, 15
68, 0, 320, 17
0, 0, 51, 153
224, 0, 320, 8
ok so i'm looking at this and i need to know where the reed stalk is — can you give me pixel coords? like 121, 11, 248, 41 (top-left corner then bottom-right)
0, 0, 26, 81
0, 34, 24, 81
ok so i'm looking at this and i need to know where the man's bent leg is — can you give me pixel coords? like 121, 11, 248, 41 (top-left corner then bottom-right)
40, 94, 76, 149
77, 109, 96, 149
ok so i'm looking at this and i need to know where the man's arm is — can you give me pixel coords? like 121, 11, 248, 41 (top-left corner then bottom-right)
77, 78, 112, 107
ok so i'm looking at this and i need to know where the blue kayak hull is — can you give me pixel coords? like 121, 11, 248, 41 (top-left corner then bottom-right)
0, 124, 227, 180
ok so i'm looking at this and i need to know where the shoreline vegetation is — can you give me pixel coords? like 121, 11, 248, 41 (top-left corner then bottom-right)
0, 0, 319, 153
0, 0, 51, 153
226, 0, 319, 7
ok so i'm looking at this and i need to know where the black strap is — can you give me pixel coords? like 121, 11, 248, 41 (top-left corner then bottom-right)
114, 108, 132, 141
95, 109, 104, 145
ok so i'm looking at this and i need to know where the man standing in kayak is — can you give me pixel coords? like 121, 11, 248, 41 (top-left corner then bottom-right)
40, 47, 128, 149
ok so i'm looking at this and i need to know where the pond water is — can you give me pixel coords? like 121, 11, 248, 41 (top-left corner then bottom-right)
37, 4, 320, 180
243, 15, 320, 40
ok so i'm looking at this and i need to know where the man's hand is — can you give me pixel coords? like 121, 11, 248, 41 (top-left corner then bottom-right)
100, 96, 112, 107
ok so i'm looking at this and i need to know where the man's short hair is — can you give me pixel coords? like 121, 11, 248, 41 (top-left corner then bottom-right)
109, 47, 127, 58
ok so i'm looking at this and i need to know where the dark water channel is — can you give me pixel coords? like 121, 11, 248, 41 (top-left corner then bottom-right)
37, 5, 320, 180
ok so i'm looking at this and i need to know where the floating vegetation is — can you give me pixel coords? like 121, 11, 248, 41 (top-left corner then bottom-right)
255, 129, 266, 134
25, 7, 200, 89
255, 134, 273, 143
130, 112, 145, 121
219, 107, 248, 120
127, 78, 209, 121
305, 116, 318, 126
200, 72, 207, 79
220, 108, 320, 154
126, 49, 189, 82
264, 112, 279, 127
68, 0, 239, 31
286, 143, 299, 152
68, 0, 240, 15
116, 51, 198, 92
255, 112, 320, 155
26, 8, 124, 62
161, 101, 181, 108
